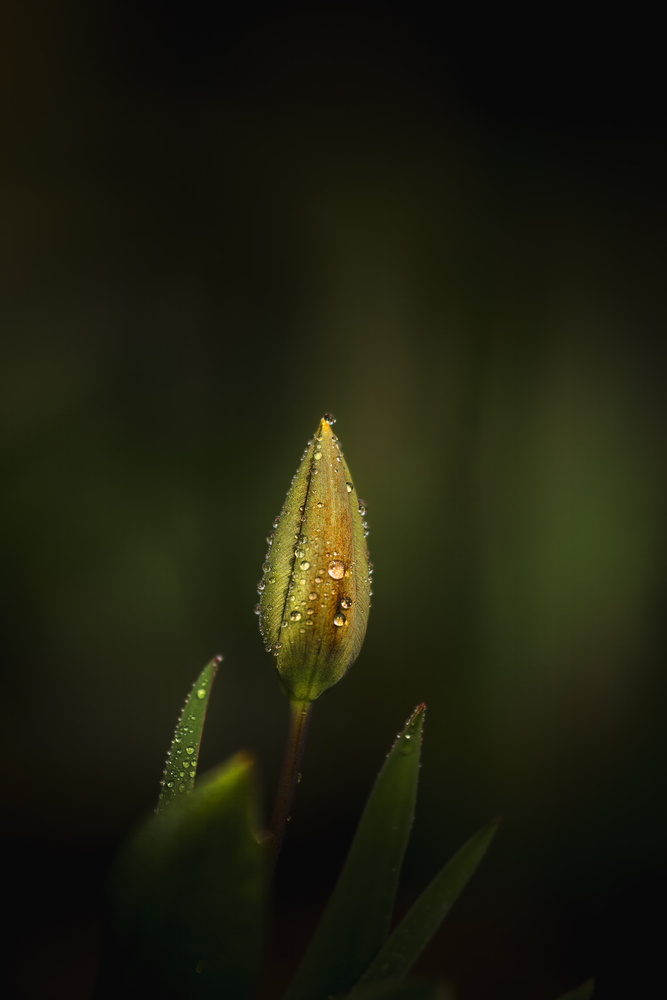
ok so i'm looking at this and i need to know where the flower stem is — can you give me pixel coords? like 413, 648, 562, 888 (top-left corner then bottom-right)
267, 698, 313, 872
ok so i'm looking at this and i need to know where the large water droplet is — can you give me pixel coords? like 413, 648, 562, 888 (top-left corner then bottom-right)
300, 560, 310, 570
328, 559, 345, 580
290, 610, 302, 621
333, 612, 346, 627
340, 596, 353, 609
308, 592, 317, 600
253, 603, 260, 615
314, 452, 322, 460
323, 413, 336, 424
257, 580, 265, 593
346, 482, 354, 493
186, 746, 195, 755
197, 688, 206, 700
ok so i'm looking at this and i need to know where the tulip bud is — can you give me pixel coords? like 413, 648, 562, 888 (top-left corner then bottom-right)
256, 415, 371, 702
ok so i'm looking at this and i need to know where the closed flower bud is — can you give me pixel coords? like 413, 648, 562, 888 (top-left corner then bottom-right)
257, 415, 371, 702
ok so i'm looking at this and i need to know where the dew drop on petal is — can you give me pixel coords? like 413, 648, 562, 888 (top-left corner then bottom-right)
328, 559, 345, 580
333, 613, 346, 627
290, 610, 302, 622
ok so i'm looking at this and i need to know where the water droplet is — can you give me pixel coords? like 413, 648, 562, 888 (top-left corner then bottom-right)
262, 561, 271, 573
328, 559, 345, 580
340, 596, 353, 609
266, 530, 275, 543
297, 534, 308, 544
286, 815, 291, 822
333, 612, 346, 627
314, 452, 322, 460
323, 413, 336, 424
290, 610, 302, 621
167, 781, 174, 788
306, 608, 314, 615
186, 746, 195, 754
346, 482, 354, 493
273, 516, 281, 528
296, 547, 305, 559
317, 500, 324, 508
178, 784, 185, 793
306, 619, 314, 626
268, 576, 276, 584
308, 592, 317, 600
253, 603, 260, 615
299, 627, 306, 633
300, 560, 310, 570
297, 772, 302, 782
281, 619, 288, 627
257, 580, 265, 593
358, 499, 366, 514
275, 642, 282, 650
197, 688, 206, 700
190, 770, 195, 777
315, 575, 322, 583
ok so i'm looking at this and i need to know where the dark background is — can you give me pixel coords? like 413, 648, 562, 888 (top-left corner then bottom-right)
1, 2, 665, 998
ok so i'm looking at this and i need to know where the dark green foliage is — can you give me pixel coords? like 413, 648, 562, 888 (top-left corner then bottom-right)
286, 706, 425, 1000
349, 818, 500, 993
100, 755, 266, 1000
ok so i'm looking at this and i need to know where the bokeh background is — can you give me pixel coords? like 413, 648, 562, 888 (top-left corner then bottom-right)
2, 3, 665, 998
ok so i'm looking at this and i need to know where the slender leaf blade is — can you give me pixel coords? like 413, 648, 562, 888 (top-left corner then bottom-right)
157, 656, 220, 813
554, 979, 595, 1000
99, 753, 267, 1000
350, 817, 500, 993
286, 705, 425, 1000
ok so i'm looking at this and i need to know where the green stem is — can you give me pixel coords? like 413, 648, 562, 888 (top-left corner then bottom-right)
268, 698, 313, 872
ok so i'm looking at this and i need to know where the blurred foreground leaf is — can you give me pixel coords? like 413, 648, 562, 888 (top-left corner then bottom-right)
97, 754, 266, 1000
554, 978, 595, 1000
94, 658, 267, 1000
286, 705, 425, 1000
349, 818, 500, 994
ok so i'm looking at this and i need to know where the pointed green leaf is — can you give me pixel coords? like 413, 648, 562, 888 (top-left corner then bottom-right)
554, 978, 595, 1000
286, 705, 425, 1000
100, 754, 267, 1000
157, 656, 220, 813
350, 818, 500, 994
